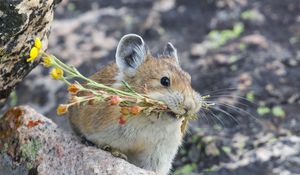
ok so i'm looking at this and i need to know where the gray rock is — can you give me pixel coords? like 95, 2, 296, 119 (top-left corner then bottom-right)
0, 0, 60, 108
0, 106, 154, 175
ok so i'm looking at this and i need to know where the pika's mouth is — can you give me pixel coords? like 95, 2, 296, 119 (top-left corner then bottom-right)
166, 111, 183, 119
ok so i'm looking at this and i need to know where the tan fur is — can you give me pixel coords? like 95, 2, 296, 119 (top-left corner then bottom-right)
69, 44, 201, 175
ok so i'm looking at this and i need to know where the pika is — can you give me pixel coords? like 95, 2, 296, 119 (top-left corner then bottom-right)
68, 34, 202, 175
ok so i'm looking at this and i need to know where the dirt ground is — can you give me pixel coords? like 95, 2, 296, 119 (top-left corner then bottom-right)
6, 0, 300, 174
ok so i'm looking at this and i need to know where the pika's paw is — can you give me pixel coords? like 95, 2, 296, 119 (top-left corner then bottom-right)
101, 144, 128, 161
111, 149, 128, 160
101, 144, 112, 152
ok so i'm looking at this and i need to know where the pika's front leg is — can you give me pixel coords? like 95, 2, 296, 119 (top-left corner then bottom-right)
130, 143, 180, 175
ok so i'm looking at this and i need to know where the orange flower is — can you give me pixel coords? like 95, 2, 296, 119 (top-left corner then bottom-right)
68, 84, 80, 94
57, 104, 69, 115
118, 115, 126, 125
108, 95, 121, 105
130, 105, 141, 115
120, 107, 130, 115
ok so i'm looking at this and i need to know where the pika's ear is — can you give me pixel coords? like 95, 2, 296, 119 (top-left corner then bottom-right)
163, 42, 179, 64
116, 34, 147, 76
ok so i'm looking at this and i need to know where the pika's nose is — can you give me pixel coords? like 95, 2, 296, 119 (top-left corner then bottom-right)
183, 97, 196, 114
182, 90, 198, 114
183, 107, 190, 114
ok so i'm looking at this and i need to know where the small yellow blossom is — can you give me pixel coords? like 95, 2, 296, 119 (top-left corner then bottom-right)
42, 56, 53, 67
34, 38, 42, 49
26, 47, 39, 62
50, 67, 64, 80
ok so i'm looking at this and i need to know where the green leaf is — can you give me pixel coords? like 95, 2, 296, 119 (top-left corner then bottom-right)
67, 3, 76, 11
207, 23, 244, 49
257, 106, 270, 116
233, 23, 244, 36
9, 90, 18, 106
239, 43, 247, 50
229, 55, 240, 64
241, 9, 264, 22
203, 165, 219, 172
272, 106, 285, 118
174, 163, 196, 175
222, 146, 231, 154
246, 91, 254, 102
203, 136, 214, 143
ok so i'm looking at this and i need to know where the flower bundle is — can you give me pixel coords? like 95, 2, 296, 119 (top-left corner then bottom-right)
27, 38, 214, 125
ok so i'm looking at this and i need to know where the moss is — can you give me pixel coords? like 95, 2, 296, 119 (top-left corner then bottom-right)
20, 139, 41, 161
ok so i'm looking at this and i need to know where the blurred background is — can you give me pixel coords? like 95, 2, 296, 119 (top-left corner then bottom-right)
6, 0, 300, 174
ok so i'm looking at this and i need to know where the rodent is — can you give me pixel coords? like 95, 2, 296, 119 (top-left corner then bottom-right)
68, 34, 202, 175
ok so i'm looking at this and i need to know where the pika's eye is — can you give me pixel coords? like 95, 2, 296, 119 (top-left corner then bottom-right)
160, 76, 170, 87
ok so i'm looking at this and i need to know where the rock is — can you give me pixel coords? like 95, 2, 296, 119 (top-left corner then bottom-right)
218, 135, 300, 174
0, 0, 60, 108
0, 106, 154, 175
241, 34, 268, 49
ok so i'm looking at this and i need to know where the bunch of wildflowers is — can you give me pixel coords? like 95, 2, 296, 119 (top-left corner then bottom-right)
27, 38, 214, 125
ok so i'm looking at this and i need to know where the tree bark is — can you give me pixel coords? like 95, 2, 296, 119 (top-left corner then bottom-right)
0, 106, 155, 175
0, 0, 61, 108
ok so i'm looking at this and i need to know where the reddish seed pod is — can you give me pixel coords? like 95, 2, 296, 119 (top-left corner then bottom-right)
109, 95, 121, 105
118, 115, 127, 125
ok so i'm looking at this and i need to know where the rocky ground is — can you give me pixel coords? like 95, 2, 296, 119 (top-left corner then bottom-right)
3, 0, 300, 174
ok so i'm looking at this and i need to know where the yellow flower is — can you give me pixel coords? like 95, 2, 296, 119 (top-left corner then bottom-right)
34, 38, 42, 49
42, 56, 53, 67
26, 47, 39, 62
50, 67, 64, 80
